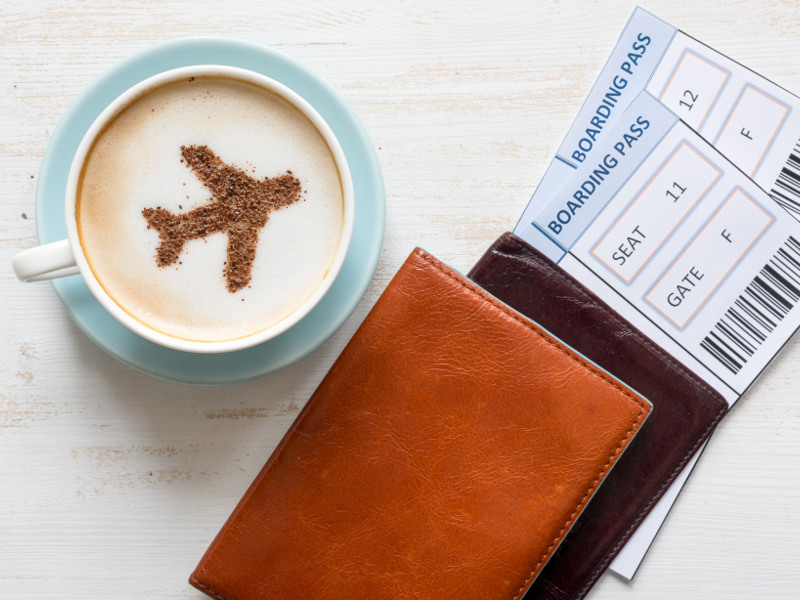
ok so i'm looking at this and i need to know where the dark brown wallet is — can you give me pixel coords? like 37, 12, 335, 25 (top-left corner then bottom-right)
190, 248, 651, 600
468, 232, 728, 600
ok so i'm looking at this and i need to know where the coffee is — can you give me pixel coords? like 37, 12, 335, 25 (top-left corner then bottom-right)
76, 75, 345, 343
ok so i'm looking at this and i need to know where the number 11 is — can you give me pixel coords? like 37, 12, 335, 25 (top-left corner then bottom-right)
666, 181, 687, 202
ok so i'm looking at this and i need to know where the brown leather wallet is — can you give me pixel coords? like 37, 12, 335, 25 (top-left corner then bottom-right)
190, 248, 651, 600
468, 232, 728, 600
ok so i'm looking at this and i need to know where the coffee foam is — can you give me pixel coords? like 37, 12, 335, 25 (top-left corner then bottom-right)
77, 76, 344, 342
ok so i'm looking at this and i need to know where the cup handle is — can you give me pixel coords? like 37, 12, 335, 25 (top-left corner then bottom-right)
12, 239, 80, 282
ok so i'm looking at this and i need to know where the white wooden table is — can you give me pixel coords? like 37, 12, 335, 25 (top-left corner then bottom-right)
2, 1, 799, 598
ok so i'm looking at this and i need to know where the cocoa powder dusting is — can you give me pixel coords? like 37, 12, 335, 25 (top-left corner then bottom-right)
142, 145, 302, 292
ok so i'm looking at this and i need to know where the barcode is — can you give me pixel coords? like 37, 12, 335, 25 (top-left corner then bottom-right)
769, 139, 800, 220
700, 236, 800, 375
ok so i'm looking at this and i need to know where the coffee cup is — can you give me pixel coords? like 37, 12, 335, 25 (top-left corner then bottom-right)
12, 65, 355, 354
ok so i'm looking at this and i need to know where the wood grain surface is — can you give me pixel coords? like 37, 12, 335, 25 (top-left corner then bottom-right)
2, 1, 799, 598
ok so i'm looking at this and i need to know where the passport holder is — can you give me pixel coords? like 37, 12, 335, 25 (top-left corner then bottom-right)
190, 248, 651, 600
468, 232, 727, 600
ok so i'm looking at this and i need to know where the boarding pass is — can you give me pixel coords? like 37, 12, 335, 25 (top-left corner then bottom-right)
516, 8, 800, 576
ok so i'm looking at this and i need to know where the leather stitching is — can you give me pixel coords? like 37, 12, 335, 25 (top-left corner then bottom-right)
495, 233, 728, 599
414, 248, 649, 600
190, 577, 227, 600
572, 401, 725, 600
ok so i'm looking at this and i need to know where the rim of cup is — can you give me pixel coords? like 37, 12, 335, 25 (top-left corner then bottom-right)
64, 65, 355, 354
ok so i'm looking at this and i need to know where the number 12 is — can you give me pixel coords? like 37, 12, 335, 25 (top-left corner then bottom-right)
679, 90, 698, 111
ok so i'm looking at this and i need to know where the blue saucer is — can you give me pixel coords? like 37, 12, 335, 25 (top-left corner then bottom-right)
36, 38, 385, 385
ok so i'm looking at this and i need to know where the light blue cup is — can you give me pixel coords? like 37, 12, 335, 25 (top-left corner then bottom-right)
24, 38, 385, 384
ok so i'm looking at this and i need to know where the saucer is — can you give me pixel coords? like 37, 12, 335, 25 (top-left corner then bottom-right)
35, 38, 385, 385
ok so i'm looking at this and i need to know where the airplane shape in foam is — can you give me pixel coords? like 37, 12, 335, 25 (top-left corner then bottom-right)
142, 145, 302, 292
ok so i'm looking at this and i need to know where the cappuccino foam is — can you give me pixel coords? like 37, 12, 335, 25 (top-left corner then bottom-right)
77, 76, 344, 343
